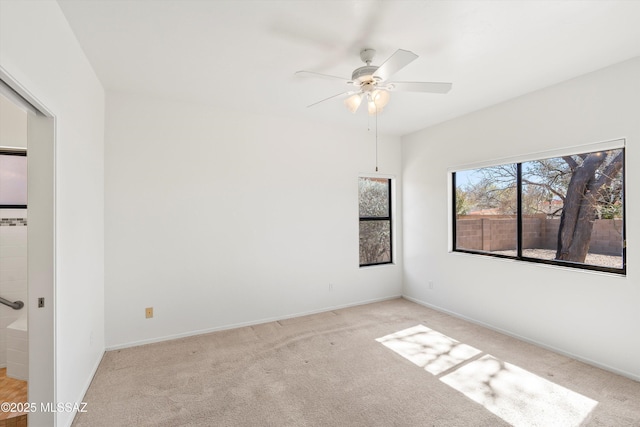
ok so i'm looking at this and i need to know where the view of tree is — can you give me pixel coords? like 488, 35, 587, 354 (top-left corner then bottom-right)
465, 179, 517, 215
359, 178, 391, 265
455, 188, 470, 215
554, 150, 623, 262
455, 148, 623, 264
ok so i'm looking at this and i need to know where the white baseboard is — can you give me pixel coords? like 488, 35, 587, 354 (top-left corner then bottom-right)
62, 349, 106, 427
402, 295, 640, 382
106, 294, 402, 351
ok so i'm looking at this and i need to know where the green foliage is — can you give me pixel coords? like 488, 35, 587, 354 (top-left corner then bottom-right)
458, 173, 517, 215
598, 204, 622, 220
359, 221, 391, 265
455, 188, 470, 215
596, 181, 623, 219
359, 178, 389, 217
359, 178, 391, 265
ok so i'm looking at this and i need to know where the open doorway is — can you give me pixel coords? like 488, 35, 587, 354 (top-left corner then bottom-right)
0, 74, 55, 427
0, 91, 29, 426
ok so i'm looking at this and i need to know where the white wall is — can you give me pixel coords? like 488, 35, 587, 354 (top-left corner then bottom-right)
402, 57, 640, 380
0, 1, 105, 426
105, 92, 402, 348
0, 94, 27, 148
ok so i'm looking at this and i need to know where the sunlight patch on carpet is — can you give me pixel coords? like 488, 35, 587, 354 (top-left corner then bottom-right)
440, 354, 598, 427
375, 324, 482, 375
377, 325, 598, 427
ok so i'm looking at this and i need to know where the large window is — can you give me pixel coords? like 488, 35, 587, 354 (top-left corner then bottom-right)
359, 177, 392, 266
0, 150, 27, 208
453, 146, 625, 274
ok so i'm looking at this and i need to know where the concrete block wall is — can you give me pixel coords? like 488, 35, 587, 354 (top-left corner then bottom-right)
457, 216, 622, 256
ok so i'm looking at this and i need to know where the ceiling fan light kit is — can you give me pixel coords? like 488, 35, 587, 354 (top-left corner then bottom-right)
344, 87, 390, 115
297, 48, 452, 115
344, 93, 364, 113
368, 89, 389, 115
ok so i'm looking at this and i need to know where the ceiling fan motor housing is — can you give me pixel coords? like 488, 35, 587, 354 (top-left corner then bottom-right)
352, 65, 380, 85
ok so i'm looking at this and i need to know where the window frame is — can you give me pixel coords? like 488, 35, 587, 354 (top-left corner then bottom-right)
0, 149, 27, 209
359, 177, 393, 267
451, 142, 626, 275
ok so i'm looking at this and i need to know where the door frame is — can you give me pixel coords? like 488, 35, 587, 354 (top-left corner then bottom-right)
0, 66, 56, 426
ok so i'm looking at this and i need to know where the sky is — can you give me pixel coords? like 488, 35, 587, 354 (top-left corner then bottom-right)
454, 169, 478, 188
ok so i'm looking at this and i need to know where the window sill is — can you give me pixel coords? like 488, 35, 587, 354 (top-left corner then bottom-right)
449, 250, 626, 278
359, 262, 396, 269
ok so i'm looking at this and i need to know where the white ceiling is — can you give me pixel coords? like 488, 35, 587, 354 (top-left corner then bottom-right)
57, 0, 640, 136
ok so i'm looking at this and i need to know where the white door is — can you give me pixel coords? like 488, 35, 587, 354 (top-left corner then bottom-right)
27, 110, 55, 427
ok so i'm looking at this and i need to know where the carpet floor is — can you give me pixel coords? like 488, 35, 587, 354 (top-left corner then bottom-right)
72, 298, 640, 426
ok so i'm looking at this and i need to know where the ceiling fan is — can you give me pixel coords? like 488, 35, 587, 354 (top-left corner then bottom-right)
296, 48, 452, 115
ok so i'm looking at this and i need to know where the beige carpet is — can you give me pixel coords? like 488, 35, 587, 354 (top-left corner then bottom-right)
72, 298, 640, 426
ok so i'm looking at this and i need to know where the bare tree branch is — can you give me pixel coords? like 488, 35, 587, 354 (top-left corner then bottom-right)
592, 151, 624, 193
562, 156, 578, 170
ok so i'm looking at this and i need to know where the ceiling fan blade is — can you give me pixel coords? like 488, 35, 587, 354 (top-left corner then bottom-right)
295, 70, 351, 83
306, 91, 356, 108
373, 49, 418, 82
388, 81, 452, 94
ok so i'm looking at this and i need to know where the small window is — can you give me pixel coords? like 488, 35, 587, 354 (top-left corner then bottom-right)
0, 150, 27, 208
359, 177, 392, 266
453, 146, 625, 274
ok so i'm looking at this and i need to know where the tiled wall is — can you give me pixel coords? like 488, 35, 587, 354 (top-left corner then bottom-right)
0, 209, 28, 369
7, 316, 28, 380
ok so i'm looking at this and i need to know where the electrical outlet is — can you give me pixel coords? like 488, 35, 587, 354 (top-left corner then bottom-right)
428, 281, 434, 290
145, 307, 154, 318
329, 283, 333, 291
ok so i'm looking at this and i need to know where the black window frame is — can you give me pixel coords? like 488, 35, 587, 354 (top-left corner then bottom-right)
359, 177, 393, 267
0, 149, 27, 209
452, 148, 626, 275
